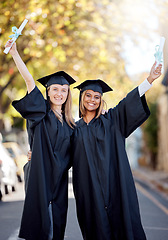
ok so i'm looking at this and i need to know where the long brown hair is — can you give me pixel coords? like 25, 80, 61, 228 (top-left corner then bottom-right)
47, 86, 75, 128
80, 90, 106, 118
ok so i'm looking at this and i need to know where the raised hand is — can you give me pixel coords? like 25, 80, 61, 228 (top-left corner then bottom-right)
147, 62, 162, 84
5, 40, 17, 56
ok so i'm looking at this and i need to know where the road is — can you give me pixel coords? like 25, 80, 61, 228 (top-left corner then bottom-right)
0, 176, 168, 240
135, 178, 168, 240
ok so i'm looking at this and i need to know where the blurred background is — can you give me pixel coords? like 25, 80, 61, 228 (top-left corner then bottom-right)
0, 0, 168, 239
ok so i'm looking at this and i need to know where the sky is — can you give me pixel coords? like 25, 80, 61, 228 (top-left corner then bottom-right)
123, 34, 162, 76
120, 0, 163, 77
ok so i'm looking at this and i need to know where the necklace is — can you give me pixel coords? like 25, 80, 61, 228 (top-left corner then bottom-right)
52, 108, 62, 117
52, 108, 63, 122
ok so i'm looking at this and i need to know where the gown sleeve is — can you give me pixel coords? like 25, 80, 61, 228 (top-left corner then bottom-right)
12, 86, 47, 129
108, 87, 150, 138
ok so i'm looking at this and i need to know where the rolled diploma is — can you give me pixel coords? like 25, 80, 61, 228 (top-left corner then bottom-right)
159, 36, 165, 52
4, 19, 28, 54
155, 36, 165, 68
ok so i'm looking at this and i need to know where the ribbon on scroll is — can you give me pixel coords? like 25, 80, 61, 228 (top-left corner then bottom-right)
154, 36, 165, 69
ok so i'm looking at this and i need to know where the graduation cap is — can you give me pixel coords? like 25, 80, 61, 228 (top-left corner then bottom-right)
37, 71, 76, 88
74, 79, 113, 95
74, 79, 113, 117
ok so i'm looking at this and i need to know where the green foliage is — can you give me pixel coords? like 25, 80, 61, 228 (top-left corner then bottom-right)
143, 102, 158, 154
0, 0, 163, 128
0, 0, 133, 127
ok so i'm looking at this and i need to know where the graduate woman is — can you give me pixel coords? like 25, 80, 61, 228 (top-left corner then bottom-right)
72, 62, 162, 240
5, 40, 76, 240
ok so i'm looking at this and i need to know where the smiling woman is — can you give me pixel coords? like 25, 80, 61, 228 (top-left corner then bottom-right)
80, 90, 103, 123
75, 79, 112, 121
5, 39, 76, 240
71, 63, 162, 240
47, 84, 69, 123
48, 85, 69, 107
84, 90, 101, 110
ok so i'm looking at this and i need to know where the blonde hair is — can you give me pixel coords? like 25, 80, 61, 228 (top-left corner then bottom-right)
47, 86, 75, 128
80, 90, 106, 118
62, 88, 75, 128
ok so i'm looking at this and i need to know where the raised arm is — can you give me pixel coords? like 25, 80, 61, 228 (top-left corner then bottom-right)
5, 40, 35, 93
107, 62, 162, 137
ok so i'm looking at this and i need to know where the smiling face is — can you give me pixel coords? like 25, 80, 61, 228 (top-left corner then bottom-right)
83, 90, 101, 112
47, 84, 69, 107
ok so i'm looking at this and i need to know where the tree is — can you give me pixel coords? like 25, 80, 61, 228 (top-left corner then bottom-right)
142, 102, 158, 169
0, 0, 163, 130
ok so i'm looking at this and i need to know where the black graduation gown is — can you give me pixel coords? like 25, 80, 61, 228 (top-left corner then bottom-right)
12, 86, 73, 240
72, 87, 149, 240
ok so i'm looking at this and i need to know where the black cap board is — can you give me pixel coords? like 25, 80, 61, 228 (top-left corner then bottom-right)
37, 71, 76, 87
74, 79, 113, 94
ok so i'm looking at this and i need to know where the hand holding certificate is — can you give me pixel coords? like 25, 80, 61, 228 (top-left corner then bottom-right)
4, 19, 28, 54
154, 36, 165, 69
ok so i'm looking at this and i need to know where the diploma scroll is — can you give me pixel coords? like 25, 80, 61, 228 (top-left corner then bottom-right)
4, 19, 28, 54
154, 36, 165, 68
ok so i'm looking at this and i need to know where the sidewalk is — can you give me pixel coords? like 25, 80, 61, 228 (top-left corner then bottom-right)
133, 167, 168, 196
